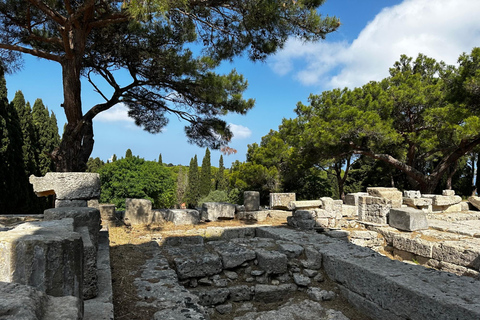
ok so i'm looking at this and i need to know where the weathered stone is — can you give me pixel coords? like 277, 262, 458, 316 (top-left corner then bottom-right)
224, 271, 238, 280
404, 190, 422, 199
229, 285, 253, 302
344, 192, 368, 206
403, 198, 432, 207
269, 193, 295, 210
124, 198, 153, 226
307, 288, 336, 301
216, 303, 233, 314
255, 249, 288, 274
163, 209, 200, 226
342, 205, 357, 217
432, 203, 463, 213
289, 200, 322, 210
468, 196, 480, 210
29, 172, 100, 200
301, 246, 322, 269
460, 202, 469, 212
358, 195, 391, 224
0, 281, 82, 320
389, 207, 428, 232
244, 191, 260, 211
392, 233, 434, 257
55, 199, 87, 207
293, 210, 315, 220
192, 288, 230, 306
174, 252, 223, 280
202, 202, 236, 221
367, 187, 403, 208
99, 204, 116, 224
432, 240, 480, 270
277, 242, 304, 258
0, 219, 84, 301
442, 190, 455, 196
209, 241, 256, 269
293, 273, 311, 286
429, 195, 462, 206
253, 284, 297, 303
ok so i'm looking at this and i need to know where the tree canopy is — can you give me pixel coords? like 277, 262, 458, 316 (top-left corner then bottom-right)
0, 0, 339, 171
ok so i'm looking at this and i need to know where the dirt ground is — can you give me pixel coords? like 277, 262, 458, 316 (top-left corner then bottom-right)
109, 217, 372, 320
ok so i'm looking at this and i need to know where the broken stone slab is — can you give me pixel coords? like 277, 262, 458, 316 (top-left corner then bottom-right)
0, 281, 82, 320
244, 191, 260, 211
422, 194, 462, 206
0, 219, 84, 302
367, 187, 403, 208
403, 197, 433, 207
202, 202, 235, 221
269, 193, 295, 210
442, 190, 456, 196
404, 190, 422, 199
191, 288, 230, 306
55, 199, 88, 207
342, 205, 357, 217
255, 249, 288, 274
29, 172, 100, 200
253, 284, 297, 303
174, 251, 223, 280
162, 209, 200, 226
124, 198, 153, 226
468, 196, 480, 210
276, 241, 304, 258
208, 241, 256, 269
289, 200, 322, 210
432, 239, 480, 270
389, 207, 428, 232
391, 233, 434, 258
229, 285, 253, 302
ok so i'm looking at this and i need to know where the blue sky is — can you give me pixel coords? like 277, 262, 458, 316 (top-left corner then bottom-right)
5, 0, 480, 167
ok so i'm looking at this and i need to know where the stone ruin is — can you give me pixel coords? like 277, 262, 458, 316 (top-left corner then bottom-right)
2, 173, 480, 319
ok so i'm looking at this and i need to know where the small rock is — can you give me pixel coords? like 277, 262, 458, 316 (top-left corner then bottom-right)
256, 274, 269, 284
189, 278, 198, 288
271, 280, 280, 285
246, 277, 254, 283
237, 302, 257, 312
215, 303, 232, 314
198, 277, 213, 286
213, 278, 228, 287
307, 287, 336, 301
293, 273, 311, 287
303, 269, 318, 278
251, 270, 264, 276
224, 271, 238, 280
313, 273, 325, 282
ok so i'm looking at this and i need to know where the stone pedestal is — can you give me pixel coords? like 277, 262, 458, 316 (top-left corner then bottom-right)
244, 191, 260, 211
269, 193, 295, 210
389, 207, 428, 231
124, 198, 153, 226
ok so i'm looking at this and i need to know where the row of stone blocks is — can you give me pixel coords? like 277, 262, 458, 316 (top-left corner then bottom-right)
0, 207, 101, 319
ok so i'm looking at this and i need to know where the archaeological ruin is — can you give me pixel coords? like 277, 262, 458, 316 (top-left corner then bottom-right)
1, 173, 480, 319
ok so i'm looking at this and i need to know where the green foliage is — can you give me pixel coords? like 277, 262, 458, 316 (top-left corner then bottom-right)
215, 155, 228, 191
158, 153, 162, 164
185, 155, 200, 208
198, 190, 231, 207
199, 148, 212, 197
99, 156, 176, 210
86, 157, 105, 173
125, 149, 133, 158
0, 0, 339, 171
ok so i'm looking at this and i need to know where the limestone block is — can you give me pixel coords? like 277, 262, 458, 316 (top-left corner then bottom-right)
367, 187, 403, 208
0, 219, 84, 301
174, 252, 222, 280
55, 199, 88, 207
431, 195, 462, 206
358, 195, 391, 224
342, 205, 358, 217
201, 202, 235, 221
87, 199, 99, 209
99, 204, 116, 223
44, 207, 101, 250
468, 196, 480, 210
209, 241, 256, 269
404, 190, 421, 199
29, 172, 100, 200
344, 192, 368, 206
244, 191, 260, 211
124, 198, 153, 226
289, 200, 322, 210
403, 198, 432, 207
460, 202, 469, 211
432, 203, 463, 213
432, 241, 480, 270
392, 234, 433, 258
0, 281, 82, 320
269, 193, 295, 210
254, 284, 296, 303
442, 190, 455, 196
255, 249, 288, 274
333, 199, 343, 218
163, 209, 200, 226
389, 207, 428, 232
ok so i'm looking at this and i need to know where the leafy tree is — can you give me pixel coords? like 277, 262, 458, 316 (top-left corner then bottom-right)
295, 50, 480, 193
32, 98, 60, 175
200, 148, 211, 197
86, 157, 105, 173
99, 156, 175, 209
0, 0, 339, 172
185, 155, 200, 208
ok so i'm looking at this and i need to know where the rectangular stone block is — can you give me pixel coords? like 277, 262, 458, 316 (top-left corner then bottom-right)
442, 190, 455, 196
269, 193, 295, 210
244, 191, 260, 211
289, 200, 322, 210
358, 195, 391, 224
342, 205, 358, 217
255, 249, 288, 274
403, 198, 432, 207
163, 209, 200, 226
389, 207, 428, 232
404, 190, 421, 199
124, 198, 153, 226
201, 202, 235, 221
392, 234, 433, 258
367, 187, 403, 208
344, 192, 368, 206
29, 172, 100, 200
432, 195, 462, 206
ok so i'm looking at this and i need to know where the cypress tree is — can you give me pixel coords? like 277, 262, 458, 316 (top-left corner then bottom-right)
112, 154, 117, 162
32, 99, 60, 175
216, 155, 227, 191
125, 149, 133, 158
186, 155, 200, 208
158, 153, 163, 164
200, 148, 211, 197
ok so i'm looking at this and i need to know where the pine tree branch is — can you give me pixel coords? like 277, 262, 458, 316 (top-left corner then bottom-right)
0, 43, 61, 62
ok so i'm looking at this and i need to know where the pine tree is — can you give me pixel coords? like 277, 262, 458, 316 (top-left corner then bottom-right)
200, 148, 212, 197
216, 155, 227, 191
158, 153, 163, 164
185, 155, 200, 208
32, 99, 60, 175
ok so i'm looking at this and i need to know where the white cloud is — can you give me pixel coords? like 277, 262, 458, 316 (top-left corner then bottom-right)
95, 103, 132, 123
229, 123, 252, 139
269, 0, 480, 89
